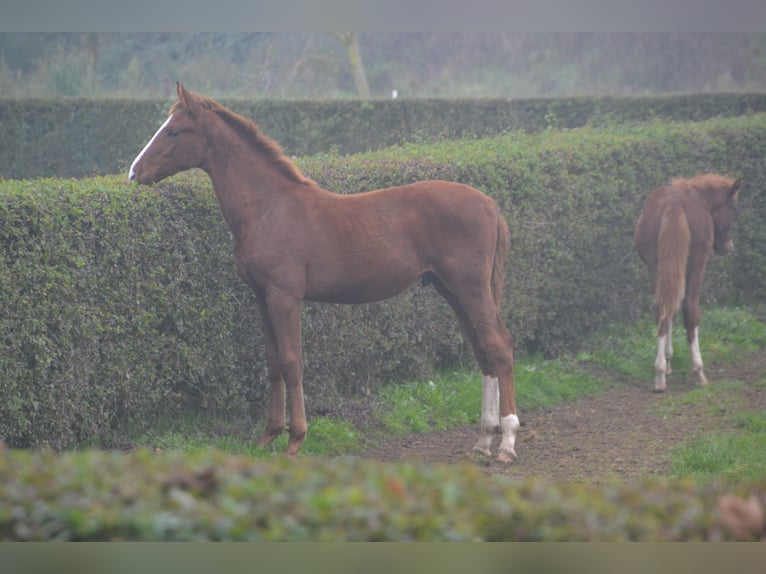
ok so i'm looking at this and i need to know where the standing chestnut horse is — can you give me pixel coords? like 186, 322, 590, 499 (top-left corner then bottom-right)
634, 174, 742, 392
129, 83, 519, 462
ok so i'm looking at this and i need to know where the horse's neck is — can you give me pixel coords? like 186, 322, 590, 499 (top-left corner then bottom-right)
205, 141, 299, 239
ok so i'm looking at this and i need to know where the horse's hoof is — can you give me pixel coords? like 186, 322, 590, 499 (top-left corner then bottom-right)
496, 448, 517, 464
472, 445, 492, 457
653, 386, 666, 393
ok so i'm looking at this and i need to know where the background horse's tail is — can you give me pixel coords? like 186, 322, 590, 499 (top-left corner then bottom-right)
656, 202, 690, 331
492, 206, 511, 310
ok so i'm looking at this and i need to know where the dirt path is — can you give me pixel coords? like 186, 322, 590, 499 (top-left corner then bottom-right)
357, 349, 766, 483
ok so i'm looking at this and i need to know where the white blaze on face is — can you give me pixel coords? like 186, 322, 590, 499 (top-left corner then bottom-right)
129, 114, 173, 181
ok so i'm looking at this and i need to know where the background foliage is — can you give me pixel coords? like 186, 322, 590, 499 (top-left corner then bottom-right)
1, 33, 765, 99
1, 113, 765, 449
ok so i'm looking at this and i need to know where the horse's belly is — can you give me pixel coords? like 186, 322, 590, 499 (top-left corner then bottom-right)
305, 269, 420, 304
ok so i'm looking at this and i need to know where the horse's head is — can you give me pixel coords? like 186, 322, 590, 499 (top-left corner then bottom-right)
129, 82, 208, 185
712, 177, 743, 255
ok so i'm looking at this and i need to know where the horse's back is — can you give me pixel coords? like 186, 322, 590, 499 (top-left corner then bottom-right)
333, 179, 501, 243
635, 181, 719, 275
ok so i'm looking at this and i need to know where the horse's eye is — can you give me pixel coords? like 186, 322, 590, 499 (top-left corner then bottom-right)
167, 129, 179, 138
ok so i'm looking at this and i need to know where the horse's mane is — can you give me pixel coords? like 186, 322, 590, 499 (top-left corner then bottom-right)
671, 173, 735, 192
170, 95, 314, 186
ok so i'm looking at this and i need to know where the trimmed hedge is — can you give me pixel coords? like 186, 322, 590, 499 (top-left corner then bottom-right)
0, 449, 762, 541
1, 114, 765, 448
0, 176, 461, 449
303, 115, 766, 352
3, 93, 766, 179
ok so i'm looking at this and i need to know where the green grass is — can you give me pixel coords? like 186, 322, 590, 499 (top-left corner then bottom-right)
665, 374, 766, 483
129, 353, 610, 456
128, 305, 766, 483
373, 355, 609, 436
131, 415, 360, 458
579, 306, 766, 380
671, 411, 766, 483
652, 380, 748, 419
579, 306, 766, 484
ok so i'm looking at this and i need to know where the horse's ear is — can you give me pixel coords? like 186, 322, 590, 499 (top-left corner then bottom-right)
176, 81, 200, 117
729, 178, 743, 201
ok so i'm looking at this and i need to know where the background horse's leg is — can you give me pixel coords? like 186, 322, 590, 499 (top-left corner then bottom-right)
255, 296, 286, 447
683, 277, 709, 386
649, 266, 671, 392
652, 264, 674, 392
265, 290, 308, 458
654, 326, 669, 392
665, 317, 674, 375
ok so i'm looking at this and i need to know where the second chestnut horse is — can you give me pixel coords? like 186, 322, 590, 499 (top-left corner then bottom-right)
634, 174, 742, 392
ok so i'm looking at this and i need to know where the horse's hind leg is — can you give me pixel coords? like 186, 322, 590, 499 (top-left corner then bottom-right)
432, 281, 499, 455
434, 280, 518, 462
654, 316, 672, 392
665, 317, 674, 375
683, 279, 709, 386
470, 323, 518, 463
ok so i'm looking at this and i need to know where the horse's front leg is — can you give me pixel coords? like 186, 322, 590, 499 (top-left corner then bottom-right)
265, 289, 307, 458
255, 296, 286, 447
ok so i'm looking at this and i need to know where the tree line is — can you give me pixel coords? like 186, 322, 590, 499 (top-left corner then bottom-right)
1, 33, 765, 99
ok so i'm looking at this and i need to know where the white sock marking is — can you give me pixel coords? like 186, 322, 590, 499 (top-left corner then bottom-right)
690, 326, 703, 373
499, 414, 520, 458
655, 333, 668, 374
654, 333, 668, 391
665, 319, 674, 364
480, 375, 499, 431
473, 376, 499, 456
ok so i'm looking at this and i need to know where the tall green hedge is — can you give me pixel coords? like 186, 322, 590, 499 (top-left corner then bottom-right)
2, 93, 766, 179
1, 114, 765, 448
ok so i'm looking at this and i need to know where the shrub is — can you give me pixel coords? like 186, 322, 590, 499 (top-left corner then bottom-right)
0, 449, 760, 541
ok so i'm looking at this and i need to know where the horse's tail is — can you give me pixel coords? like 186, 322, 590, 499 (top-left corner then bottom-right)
656, 202, 690, 332
492, 205, 511, 310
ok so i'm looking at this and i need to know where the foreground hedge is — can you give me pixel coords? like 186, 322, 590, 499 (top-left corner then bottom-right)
0, 449, 762, 541
2, 114, 765, 448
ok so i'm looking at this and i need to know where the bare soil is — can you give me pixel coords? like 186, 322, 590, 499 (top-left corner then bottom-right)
354, 349, 766, 483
